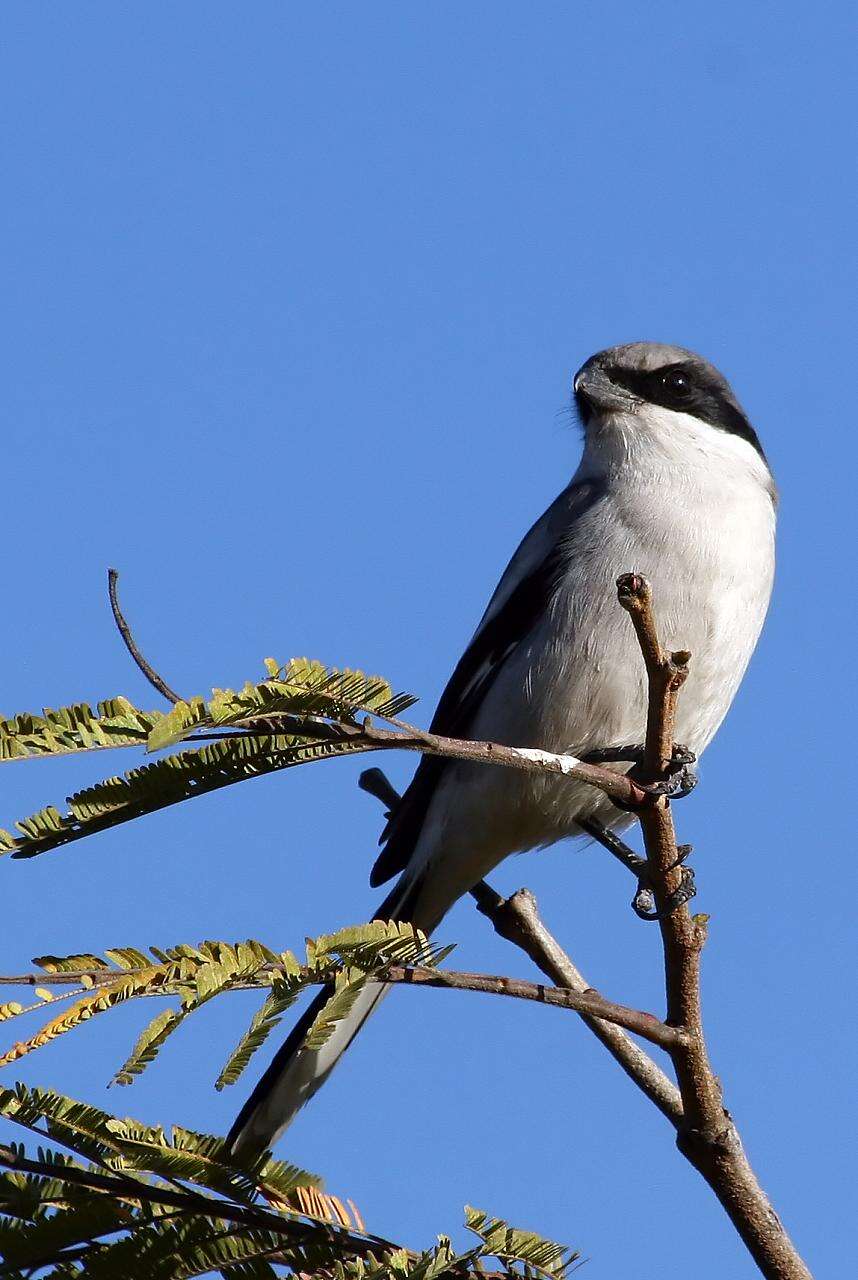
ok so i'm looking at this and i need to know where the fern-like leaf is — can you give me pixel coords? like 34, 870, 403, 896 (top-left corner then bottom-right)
0, 697, 164, 763
0, 1088, 581, 1280
148, 659, 416, 752
302, 976, 370, 1052
112, 1009, 186, 1086
0, 733, 368, 859
0, 928, 454, 1090
465, 1207, 579, 1278
215, 987, 300, 1091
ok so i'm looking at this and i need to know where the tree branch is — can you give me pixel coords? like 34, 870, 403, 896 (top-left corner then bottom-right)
360, 573, 814, 1279
358, 769, 685, 1126
0, 964, 681, 1052
616, 573, 811, 1280
469, 882, 685, 1125
236, 713, 653, 809
378, 965, 683, 1050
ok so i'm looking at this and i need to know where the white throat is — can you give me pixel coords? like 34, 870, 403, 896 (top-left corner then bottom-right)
579, 403, 775, 502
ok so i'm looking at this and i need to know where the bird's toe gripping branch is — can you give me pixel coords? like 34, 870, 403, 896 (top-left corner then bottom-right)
632, 864, 697, 921
579, 743, 699, 807
578, 817, 698, 922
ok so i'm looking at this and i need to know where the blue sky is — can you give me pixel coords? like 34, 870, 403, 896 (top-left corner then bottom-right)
2, 4, 855, 1276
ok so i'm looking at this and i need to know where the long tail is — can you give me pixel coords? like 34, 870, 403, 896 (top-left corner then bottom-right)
226, 878, 422, 1156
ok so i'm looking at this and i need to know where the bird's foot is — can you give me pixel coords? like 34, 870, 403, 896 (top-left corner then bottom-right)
580, 742, 698, 806
632, 856, 697, 920
641, 764, 699, 801
579, 817, 697, 922
580, 742, 696, 769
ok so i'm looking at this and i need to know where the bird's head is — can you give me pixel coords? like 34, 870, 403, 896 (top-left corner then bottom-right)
573, 342, 772, 486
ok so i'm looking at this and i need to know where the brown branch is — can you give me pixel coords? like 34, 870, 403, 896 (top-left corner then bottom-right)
358, 771, 685, 1126
361, 579, 814, 1279
107, 568, 182, 705
0, 964, 680, 1052
381, 964, 682, 1051
470, 883, 685, 1125
616, 573, 811, 1280
236, 713, 652, 810
372, 724, 647, 807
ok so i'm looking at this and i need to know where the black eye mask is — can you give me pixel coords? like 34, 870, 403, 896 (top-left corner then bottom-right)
605, 360, 767, 461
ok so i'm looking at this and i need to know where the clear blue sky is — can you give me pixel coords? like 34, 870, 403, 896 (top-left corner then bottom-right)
2, 5, 855, 1276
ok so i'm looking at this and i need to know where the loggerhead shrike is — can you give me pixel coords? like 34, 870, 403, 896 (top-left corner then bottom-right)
228, 342, 777, 1155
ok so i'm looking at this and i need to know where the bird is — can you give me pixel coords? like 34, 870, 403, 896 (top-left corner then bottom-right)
227, 341, 777, 1155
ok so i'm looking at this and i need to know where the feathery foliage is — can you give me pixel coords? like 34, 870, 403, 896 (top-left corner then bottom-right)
0, 698, 163, 763
0, 1086, 579, 1279
0, 660, 416, 859
148, 658, 417, 752
0, 645, 583, 1276
0, 733, 368, 859
0, 925, 450, 1089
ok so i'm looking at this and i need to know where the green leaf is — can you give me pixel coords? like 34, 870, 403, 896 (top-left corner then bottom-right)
464, 1207, 578, 1278
112, 1009, 186, 1086
0, 697, 164, 763
146, 697, 209, 753
146, 659, 417, 751
1, 733, 369, 859
0, 1087, 582, 1280
303, 977, 370, 1052
215, 987, 300, 1091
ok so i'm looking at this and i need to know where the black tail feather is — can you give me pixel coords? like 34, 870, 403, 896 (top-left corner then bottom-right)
225, 875, 422, 1154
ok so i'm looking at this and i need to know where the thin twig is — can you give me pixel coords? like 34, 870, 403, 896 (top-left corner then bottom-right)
233, 714, 652, 810
107, 568, 182, 705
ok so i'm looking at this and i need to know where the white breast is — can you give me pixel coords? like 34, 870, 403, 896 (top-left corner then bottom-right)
406, 406, 776, 925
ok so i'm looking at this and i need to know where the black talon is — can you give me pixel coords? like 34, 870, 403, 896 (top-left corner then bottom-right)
580, 743, 698, 805
579, 817, 697, 922
580, 742, 696, 769
643, 764, 699, 801
632, 866, 697, 921
632, 883, 657, 919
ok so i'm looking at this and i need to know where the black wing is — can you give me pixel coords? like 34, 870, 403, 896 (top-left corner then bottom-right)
369, 478, 603, 887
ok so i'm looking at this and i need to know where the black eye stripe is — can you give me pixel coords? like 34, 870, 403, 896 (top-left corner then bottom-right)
604, 361, 767, 461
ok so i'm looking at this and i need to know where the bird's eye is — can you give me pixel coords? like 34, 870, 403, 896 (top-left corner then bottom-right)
661, 368, 691, 396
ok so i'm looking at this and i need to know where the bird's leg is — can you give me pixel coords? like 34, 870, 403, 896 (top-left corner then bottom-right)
577, 816, 696, 921
579, 743, 699, 800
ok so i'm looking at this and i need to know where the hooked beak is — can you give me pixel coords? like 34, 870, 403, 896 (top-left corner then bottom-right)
573, 358, 638, 420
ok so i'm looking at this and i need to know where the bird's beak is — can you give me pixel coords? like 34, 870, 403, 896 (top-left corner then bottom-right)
574, 359, 638, 419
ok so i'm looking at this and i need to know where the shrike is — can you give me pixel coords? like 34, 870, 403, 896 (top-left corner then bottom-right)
228, 342, 776, 1155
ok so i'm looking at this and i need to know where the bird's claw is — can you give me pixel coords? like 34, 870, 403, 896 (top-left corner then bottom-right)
581, 742, 696, 769
640, 764, 699, 801
577, 817, 698, 923
632, 865, 697, 921
581, 742, 698, 808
